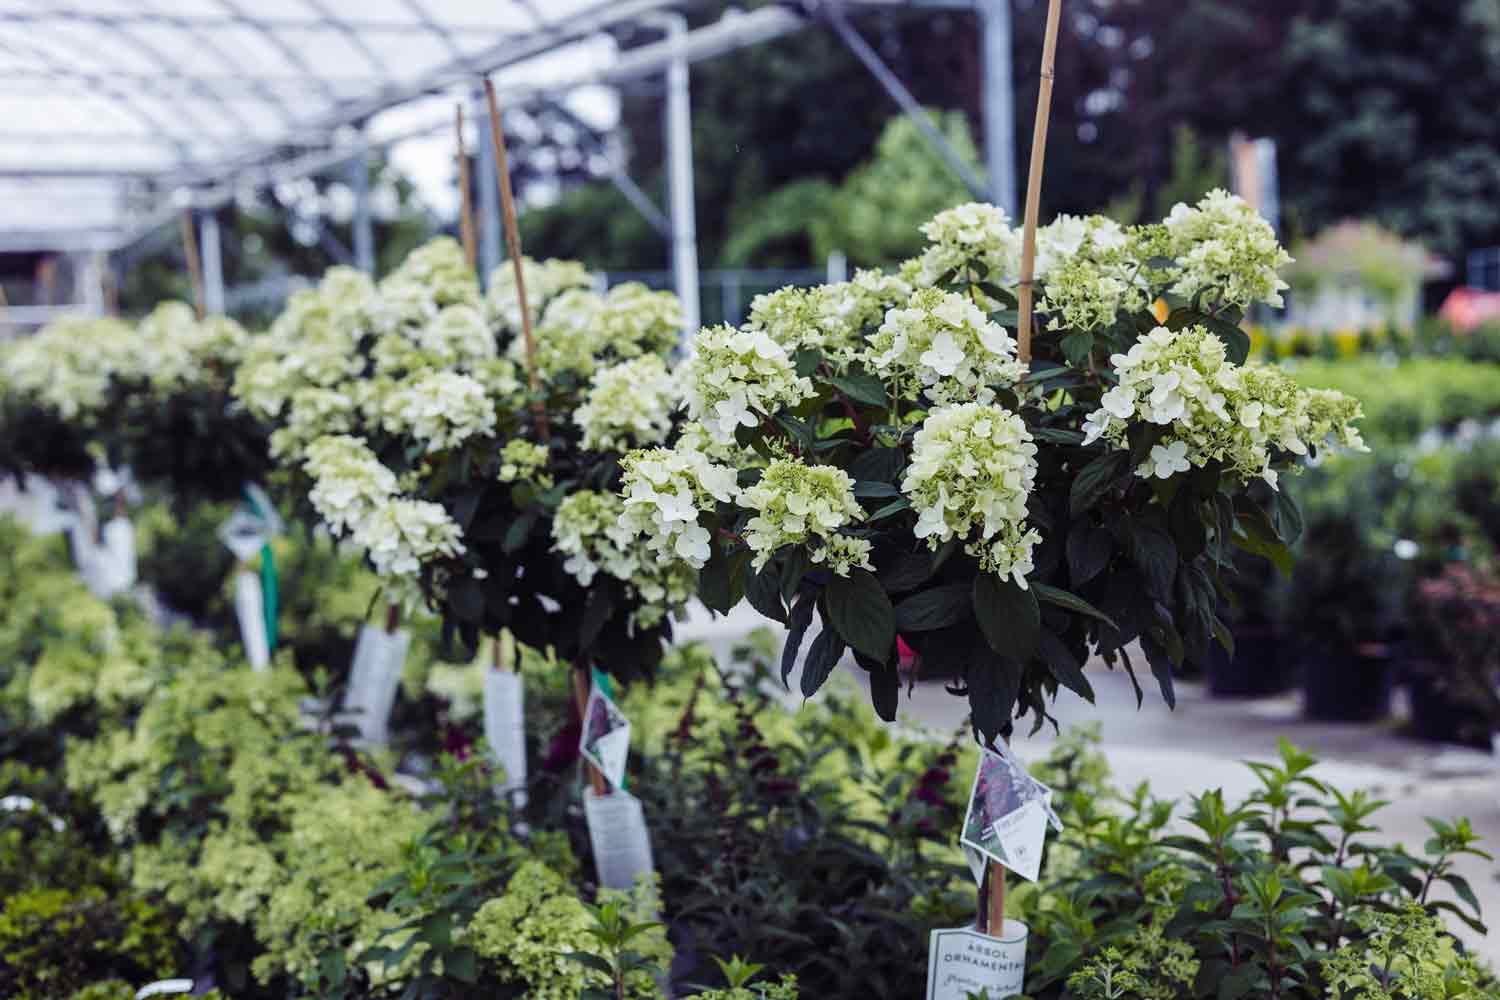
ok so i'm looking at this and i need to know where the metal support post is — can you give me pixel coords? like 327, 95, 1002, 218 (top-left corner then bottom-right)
476, 97, 502, 287
201, 211, 225, 314
978, 0, 1017, 214
351, 139, 375, 274
652, 12, 701, 337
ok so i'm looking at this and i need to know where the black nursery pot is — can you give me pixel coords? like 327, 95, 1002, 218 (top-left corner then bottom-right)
1208, 626, 1293, 697
1302, 643, 1393, 722
1407, 670, 1496, 751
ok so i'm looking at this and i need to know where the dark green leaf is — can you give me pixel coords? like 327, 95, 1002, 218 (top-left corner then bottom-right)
879, 548, 933, 593
972, 573, 1039, 662
578, 587, 614, 649
792, 347, 823, 377
825, 371, 888, 407
1168, 490, 1207, 560
852, 480, 901, 499
1065, 519, 1112, 586
1130, 524, 1179, 600
1272, 490, 1304, 545
867, 497, 911, 522
800, 627, 846, 698
1070, 451, 1130, 517
778, 546, 812, 603
502, 510, 536, 554
1033, 582, 1118, 629
1039, 629, 1093, 701
1060, 330, 1095, 366
449, 577, 485, 624
824, 569, 896, 661
1032, 427, 1086, 446
968, 650, 1021, 743
893, 584, 972, 632
1142, 636, 1178, 710
869, 662, 899, 721
743, 561, 787, 624
847, 447, 904, 484
446, 947, 478, 983
781, 592, 817, 687
700, 547, 750, 614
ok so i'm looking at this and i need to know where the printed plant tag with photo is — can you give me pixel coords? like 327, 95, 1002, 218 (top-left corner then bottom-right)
579, 684, 631, 791
926, 920, 1028, 1000
960, 744, 1060, 884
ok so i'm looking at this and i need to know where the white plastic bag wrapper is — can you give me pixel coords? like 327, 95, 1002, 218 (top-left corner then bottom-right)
341, 625, 410, 744
579, 684, 632, 792
484, 669, 527, 803
926, 920, 1028, 1000
583, 788, 655, 890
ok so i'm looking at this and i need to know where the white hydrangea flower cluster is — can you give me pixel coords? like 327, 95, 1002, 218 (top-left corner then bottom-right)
487, 256, 592, 335
681, 324, 815, 442
0, 316, 136, 421
746, 269, 913, 365
618, 443, 738, 568
551, 490, 696, 628
902, 402, 1041, 587
738, 458, 869, 575
1160, 189, 1293, 309
497, 439, 551, 486
1034, 215, 1150, 332
303, 434, 463, 579
867, 287, 1027, 405
371, 238, 480, 334
575, 354, 679, 453
269, 387, 358, 460
517, 283, 682, 379
408, 304, 498, 370
378, 370, 496, 453
914, 202, 1021, 285
131, 302, 251, 390
1082, 325, 1364, 487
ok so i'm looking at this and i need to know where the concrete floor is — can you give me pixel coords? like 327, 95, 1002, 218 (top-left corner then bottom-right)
677, 602, 1500, 963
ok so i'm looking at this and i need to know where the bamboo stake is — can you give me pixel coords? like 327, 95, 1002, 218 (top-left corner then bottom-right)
179, 210, 206, 320
455, 104, 478, 273
482, 77, 548, 442
572, 666, 608, 795
385, 602, 401, 634
990, 0, 1064, 929
1014, 0, 1064, 366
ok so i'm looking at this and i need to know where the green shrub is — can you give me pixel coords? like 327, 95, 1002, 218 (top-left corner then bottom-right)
0, 887, 180, 1000
1286, 358, 1500, 446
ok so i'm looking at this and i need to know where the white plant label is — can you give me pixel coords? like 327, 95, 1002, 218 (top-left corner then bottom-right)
579, 684, 631, 791
134, 980, 194, 999
217, 508, 270, 564
483, 670, 528, 801
583, 789, 655, 890
233, 569, 270, 671
926, 920, 1028, 1000
960, 745, 1061, 884
99, 515, 137, 592
341, 626, 409, 744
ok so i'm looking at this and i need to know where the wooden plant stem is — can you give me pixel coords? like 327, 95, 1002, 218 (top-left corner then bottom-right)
385, 602, 401, 634
987, 859, 1007, 935
482, 77, 548, 442
1015, 0, 1064, 366
572, 665, 608, 795
179, 209, 206, 320
455, 104, 478, 272
491, 629, 516, 673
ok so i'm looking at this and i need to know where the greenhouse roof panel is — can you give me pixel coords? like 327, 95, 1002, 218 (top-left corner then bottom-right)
0, 0, 672, 245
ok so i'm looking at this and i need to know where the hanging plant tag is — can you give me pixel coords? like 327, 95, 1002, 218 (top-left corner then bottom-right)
579, 684, 631, 791
232, 569, 270, 670
217, 508, 270, 564
90, 515, 137, 597
583, 788, 655, 890
925, 920, 1028, 1000
134, 980, 194, 999
960, 745, 1060, 884
483, 669, 527, 802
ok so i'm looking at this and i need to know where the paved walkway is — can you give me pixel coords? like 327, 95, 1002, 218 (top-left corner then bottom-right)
677, 603, 1500, 963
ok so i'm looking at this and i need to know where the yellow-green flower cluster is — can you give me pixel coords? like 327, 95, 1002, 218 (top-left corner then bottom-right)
576, 354, 679, 453
1034, 215, 1149, 332
519, 282, 683, 380
378, 369, 496, 453
464, 861, 670, 1000
867, 287, 1026, 406
902, 402, 1040, 587
738, 459, 868, 574
487, 255, 592, 336
372, 237, 481, 334
913, 201, 1020, 285
1082, 326, 1365, 487
0, 316, 135, 422
682, 324, 816, 442
498, 439, 552, 487
1159, 188, 1293, 310
746, 271, 912, 367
